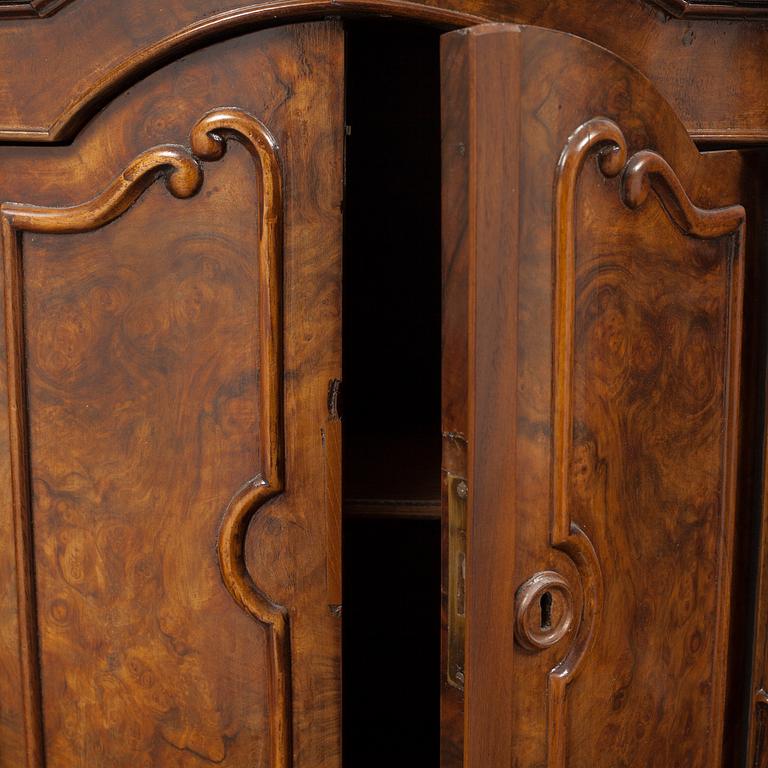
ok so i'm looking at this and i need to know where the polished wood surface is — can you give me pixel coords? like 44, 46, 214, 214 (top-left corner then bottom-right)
0, 22, 343, 768
0, 0, 767, 144
442, 23, 749, 768
442, 27, 521, 768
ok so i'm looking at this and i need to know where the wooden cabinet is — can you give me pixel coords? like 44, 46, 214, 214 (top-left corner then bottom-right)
0, 4, 766, 768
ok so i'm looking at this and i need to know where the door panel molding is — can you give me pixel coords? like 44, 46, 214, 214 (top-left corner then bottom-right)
1, 106, 290, 768
0, 1, 481, 144
549, 114, 745, 768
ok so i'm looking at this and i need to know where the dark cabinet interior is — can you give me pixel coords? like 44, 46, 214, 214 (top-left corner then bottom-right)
341, 20, 444, 768
342, 19, 443, 520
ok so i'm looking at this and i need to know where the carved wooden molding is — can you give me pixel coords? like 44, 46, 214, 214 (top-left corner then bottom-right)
194, 108, 291, 768
0, 0, 482, 142
549, 116, 744, 768
3, 0, 767, 21
649, 0, 768, 17
0, 0, 73, 18
1, 106, 290, 768
2, 0, 767, 21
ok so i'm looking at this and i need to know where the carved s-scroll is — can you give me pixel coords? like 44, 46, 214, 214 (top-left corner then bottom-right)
2, 107, 289, 768
548, 117, 744, 768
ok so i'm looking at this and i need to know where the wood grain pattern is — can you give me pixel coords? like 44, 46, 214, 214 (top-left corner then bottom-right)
0, 0, 481, 144
567, 167, 740, 766
0, 0, 766, 144
2, 105, 292, 768
442, 23, 749, 768
0, 22, 343, 768
2, 141, 206, 768
551, 116, 744, 768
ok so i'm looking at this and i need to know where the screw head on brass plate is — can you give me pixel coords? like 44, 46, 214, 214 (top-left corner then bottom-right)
514, 570, 574, 651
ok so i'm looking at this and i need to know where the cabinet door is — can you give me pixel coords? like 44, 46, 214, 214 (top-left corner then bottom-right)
441, 24, 747, 768
0, 22, 343, 768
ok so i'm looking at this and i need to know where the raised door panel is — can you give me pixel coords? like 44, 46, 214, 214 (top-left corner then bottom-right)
0, 22, 343, 768
441, 24, 747, 768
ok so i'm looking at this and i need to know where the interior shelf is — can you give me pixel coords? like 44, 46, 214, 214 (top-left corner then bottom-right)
343, 432, 441, 519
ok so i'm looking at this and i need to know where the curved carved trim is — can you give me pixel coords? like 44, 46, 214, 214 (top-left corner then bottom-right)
0, 1, 483, 142
2, 209, 43, 768
1, 146, 203, 232
550, 116, 624, 714
547, 524, 603, 767
192, 108, 291, 768
0, 0, 72, 18
649, 0, 768, 17
2, 107, 290, 768
621, 149, 746, 237
550, 116, 744, 768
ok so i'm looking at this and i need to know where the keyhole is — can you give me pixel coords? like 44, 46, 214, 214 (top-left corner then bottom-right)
540, 591, 553, 630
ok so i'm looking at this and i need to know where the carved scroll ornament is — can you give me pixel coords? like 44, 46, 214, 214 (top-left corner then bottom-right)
2, 107, 289, 768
